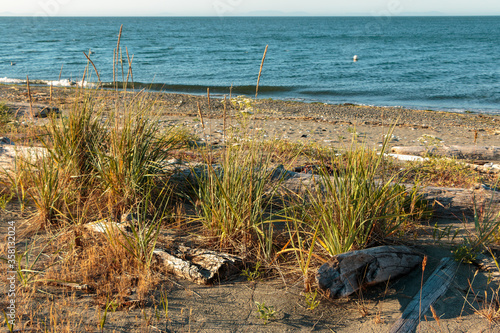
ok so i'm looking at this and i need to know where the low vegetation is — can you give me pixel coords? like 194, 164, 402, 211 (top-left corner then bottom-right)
0, 28, 499, 332
1, 84, 499, 331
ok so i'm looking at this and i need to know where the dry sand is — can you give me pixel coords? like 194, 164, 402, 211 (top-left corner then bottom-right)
1, 85, 500, 332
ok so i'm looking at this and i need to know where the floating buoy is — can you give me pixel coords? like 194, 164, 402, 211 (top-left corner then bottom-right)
353, 55, 358, 62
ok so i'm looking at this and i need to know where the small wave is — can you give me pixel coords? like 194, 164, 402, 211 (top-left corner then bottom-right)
0, 77, 24, 84
35, 40, 61, 43
0, 77, 96, 88
100, 82, 295, 94
46, 79, 96, 88
427, 94, 470, 101
299, 89, 376, 97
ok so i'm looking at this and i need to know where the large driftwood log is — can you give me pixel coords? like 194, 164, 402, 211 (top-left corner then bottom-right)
389, 257, 458, 333
391, 145, 500, 161
316, 246, 422, 299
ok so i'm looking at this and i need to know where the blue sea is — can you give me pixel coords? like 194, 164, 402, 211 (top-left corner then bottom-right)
0, 16, 499, 114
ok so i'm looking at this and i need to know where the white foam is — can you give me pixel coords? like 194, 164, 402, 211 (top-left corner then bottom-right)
46, 79, 75, 87
46, 79, 96, 88
1, 77, 97, 88
76, 80, 97, 88
0, 77, 24, 84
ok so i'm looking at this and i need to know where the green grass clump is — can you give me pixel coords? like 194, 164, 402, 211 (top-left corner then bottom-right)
193, 142, 281, 250
93, 99, 179, 217
0, 101, 9, 113
12, 90, 183, 227
286, 143, 421, 257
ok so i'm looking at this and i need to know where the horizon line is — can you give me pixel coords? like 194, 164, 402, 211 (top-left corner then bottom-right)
1, 14, 500, 17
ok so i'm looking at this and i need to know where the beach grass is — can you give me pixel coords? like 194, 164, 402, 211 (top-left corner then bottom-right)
0, 26, 498, 331
1, 84, 499, 331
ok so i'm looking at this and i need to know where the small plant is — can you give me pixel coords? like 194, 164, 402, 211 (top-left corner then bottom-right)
255, 301, 276, 324
231, 95, 256, 114
0, 233, 61, 288
0, 192, 12, 210
454, 187, 500, 263
417, 134, 443, 147
347, 126, 359, 139
453, 241, 478, 263
407, 156, 479, 187
21, 155, 68, 226
462, 262, 500, 330
432, 222, 459, 242
0, 101, 8, 112
2, 311, 14, 333
98, 297, 116, 333
159, 288, 169, 322
0, 102, 12, 127
477, 288, 500, 324
241, 262, 262, 281
110, 187, 168, 270
304, 290, 320, 311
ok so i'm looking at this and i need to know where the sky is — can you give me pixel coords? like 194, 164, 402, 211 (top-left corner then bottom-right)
1, 0, 499, 16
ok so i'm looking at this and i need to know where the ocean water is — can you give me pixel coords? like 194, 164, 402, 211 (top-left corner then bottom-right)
0, 16, 499, 114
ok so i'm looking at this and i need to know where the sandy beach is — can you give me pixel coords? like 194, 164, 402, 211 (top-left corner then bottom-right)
1, 84, 499, 153
1, 84, 500, 332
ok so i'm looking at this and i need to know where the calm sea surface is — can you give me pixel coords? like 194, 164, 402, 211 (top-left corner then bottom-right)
0, 16, 499, 114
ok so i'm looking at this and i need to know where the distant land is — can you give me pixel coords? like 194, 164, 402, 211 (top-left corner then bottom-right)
243, 10, 310, 16
239, 10, 449, 16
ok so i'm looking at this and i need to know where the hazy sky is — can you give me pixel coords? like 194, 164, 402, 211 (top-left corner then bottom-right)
2, 0, 499, 16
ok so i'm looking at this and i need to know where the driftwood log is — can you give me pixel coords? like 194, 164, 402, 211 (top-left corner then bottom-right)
389, 257, 458, 333
85, 221, 243, 285
154, 245, 243, 285
316, 246, 422, 299
418, 186, 500, 218
391, 145, 500, 161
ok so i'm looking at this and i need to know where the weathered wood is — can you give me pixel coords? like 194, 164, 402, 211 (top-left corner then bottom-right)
391, 145, 500, 161
418, 186, 500, 218
0, 145, 49, 171
391, 146, 433, 157
153, 246, 242, 285
316, 246, 422, 299
85, 219, 243, 285
445, 145, 500, 160
48, 281, 89, 290
153, 249, 210, 285
389, 257, 458, 333
84, 220, 127, 234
